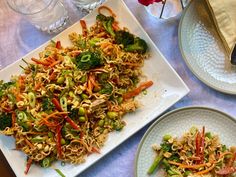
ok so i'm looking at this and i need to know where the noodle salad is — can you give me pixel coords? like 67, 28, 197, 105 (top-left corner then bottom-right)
148, 127, 236, 177
0, 6, 153, 174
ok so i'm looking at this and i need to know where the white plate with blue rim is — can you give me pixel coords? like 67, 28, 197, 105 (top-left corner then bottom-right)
179, 0, 236, 94
135, 106, 236, 177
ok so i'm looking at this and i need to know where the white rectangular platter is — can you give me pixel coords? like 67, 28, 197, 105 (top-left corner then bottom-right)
0, 0, 189, 176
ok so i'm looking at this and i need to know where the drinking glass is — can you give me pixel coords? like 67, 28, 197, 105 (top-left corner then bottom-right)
6, 0, 69, 33
72, 0, 105, 11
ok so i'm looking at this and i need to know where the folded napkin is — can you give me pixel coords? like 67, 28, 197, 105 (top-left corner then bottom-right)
204, 0, 236, 62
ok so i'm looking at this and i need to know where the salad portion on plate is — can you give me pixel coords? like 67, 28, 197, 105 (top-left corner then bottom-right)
135, 107, 236, 177
148, 126, 236, 176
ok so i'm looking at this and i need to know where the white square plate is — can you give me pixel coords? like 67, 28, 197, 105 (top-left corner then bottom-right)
0, 0, 189, 176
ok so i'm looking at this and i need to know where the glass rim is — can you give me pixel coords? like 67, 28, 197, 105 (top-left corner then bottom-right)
6, 0, 59, 15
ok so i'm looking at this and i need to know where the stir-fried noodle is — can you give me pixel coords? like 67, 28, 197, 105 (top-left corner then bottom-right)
148, 127, 236, 177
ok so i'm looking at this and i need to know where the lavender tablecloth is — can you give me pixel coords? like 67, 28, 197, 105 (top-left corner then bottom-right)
1, 0, 236, 177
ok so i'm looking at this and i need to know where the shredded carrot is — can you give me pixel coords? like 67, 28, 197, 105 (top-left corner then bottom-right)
89, 74, 100, 90
188, 156, 201, 161
26, 132, 48, 135
12, 89, 22, 102
123, 80, 153, 100
70, 50, 80, 57
56, 125, 63, 159
23, 137, 34, 149
228, 153, 236, 167
39, 113, 64, 127
219, 152, 233, 159
34, 82, 41, 90
42, 120, 61, 127
11, 112, 16, 127
195, 164, 215, 175
49, 59, 62, 68
180, 163, 209, 169
200, 126, 205, 163
45, 56, 55, 63
80, 20, 87, 37
86, 75, 94, 95
55, 41, 62, 49
100, 42, 112, 49
49, 71, 57, 81
31, 58, 50, 66
122, 62, 141, 67
18, 75, 25, 90
98, 5, 116, 17
91, 146, 100, 154
40, 112, 68, 124
112, 22, 120, 31
24, 158, 33, 175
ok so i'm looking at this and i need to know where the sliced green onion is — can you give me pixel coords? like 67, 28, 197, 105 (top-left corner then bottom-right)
81, 54, 91, 62
28, 92, 36, 108
41, 157, 51, 168
17, 111, 28, 122
55, 169, 66, 177
60, 97, 67, 111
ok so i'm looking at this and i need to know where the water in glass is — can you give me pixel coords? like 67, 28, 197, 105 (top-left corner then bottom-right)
72, 0, 104, 11
6, 0, 69, 33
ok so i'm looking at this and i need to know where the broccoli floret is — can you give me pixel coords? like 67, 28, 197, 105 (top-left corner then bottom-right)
169, 154, 181, 162
75, 51, 102, 70
98, 73, 109, 84
160, 142, 172, 152
62, 123, 80, 140
96, 14, 115, 37
115, 30, 134, 46
99, 82, 113, 94
68, 105, 79, 120
0, 113, 12, 130
124, 37, 148, 54
42, 98, 55, 111
0, 81, 16, 98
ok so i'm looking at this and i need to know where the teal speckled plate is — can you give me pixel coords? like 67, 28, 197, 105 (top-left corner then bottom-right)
135, 106, 236, 177
179, 0, 236, 94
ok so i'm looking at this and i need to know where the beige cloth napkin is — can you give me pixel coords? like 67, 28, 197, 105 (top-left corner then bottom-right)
205, 0, 236, 60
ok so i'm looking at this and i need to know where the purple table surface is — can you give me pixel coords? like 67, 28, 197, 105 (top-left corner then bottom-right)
0, 0, 236, 177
